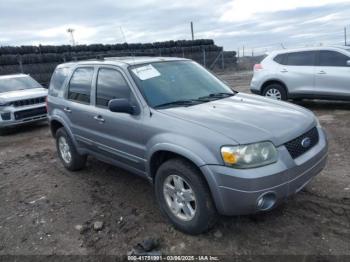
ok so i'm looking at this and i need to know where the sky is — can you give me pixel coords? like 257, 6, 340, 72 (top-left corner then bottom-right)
0, 0, 350, 55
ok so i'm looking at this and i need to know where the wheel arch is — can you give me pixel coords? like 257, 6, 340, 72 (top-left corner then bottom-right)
148, 147, 224, 217
49, 116, 79, 149
148, 146, 207, 181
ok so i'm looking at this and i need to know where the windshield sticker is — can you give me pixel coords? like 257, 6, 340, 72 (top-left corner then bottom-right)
132, 65, 161, 80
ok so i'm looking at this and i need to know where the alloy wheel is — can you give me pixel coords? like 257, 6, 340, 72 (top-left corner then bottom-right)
58, 136, 72, 164
163, 175, 196, 221
265, 88, 282, 100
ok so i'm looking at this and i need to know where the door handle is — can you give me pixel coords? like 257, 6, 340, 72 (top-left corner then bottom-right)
280, 69, 288, 73
63, 107, 72, 113
318, 70, 326, 74
94, 115, 105, 123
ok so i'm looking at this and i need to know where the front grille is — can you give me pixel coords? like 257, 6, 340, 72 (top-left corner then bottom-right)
14, 107, 47, 120
12, 97, 46, 107
284, 127, 319, 159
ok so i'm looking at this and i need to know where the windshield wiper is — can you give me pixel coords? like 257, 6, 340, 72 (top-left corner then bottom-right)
154, 99, 204, 109
198, 92, 235, 100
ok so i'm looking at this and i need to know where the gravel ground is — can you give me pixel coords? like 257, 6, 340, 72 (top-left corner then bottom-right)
0, 70, 349, 259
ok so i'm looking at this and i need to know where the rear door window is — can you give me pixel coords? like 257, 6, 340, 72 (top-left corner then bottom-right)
286, 51, 316, 66
318, 51, 350, 67
68, 67, 94, 104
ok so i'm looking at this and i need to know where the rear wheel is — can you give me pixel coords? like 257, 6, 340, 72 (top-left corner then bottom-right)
56, 128, 86, 171
155, 158, 218, 235
263, 84, 287, 101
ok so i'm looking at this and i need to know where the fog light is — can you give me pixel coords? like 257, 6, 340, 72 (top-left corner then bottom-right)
1, 112, 11, 121
257, 198, 264, 208
256, 192, 276, 211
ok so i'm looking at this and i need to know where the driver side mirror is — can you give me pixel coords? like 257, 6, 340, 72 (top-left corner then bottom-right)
108, 99, 136, 115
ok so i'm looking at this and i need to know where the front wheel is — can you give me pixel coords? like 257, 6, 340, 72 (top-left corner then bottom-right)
155, 158, 218, 235
263, 84, 287, 101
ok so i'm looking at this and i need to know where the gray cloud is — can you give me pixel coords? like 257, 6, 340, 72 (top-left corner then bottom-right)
0, 0, 349, 54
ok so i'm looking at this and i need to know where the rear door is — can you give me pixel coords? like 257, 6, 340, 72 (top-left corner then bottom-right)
63, 66, 98, 148
275, 51, 316, 95
314, 50, 350, 97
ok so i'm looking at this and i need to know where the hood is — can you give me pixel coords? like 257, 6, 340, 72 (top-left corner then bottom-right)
159, 93, 316, 146
0, 88, 47, 104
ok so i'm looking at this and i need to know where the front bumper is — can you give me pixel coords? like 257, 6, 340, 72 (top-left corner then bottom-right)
200, 127, 328, 216
0, 104, 47, 128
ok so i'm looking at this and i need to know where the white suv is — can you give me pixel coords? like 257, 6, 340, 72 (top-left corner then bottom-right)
0, 74, 47, 132
250, 46, 350, 101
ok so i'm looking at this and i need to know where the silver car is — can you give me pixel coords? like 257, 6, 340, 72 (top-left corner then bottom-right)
48, 57, 328, 234
0, 74, 48, 132
250, 46, 350, 100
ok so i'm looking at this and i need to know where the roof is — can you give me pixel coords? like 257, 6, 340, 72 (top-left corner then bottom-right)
0, 73, 28, 79
268, 46, 350, 56
57, 56, 188, 69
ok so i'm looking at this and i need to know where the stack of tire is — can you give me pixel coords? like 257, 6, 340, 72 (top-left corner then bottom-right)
0, 39, 236, 86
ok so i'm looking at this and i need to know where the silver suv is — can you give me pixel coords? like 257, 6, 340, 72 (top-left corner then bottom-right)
0, 74, 47, 132
47, 57, 328, 234
250, 46, 350, 100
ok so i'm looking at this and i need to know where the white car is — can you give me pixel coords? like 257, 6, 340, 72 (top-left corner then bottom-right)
0, 74, 47, 132
250, 46, 350, 101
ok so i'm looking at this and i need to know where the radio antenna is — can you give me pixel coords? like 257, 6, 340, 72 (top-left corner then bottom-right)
119, 26, 136, 64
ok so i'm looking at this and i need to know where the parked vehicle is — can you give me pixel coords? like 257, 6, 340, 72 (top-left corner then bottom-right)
250, 46, 350, 101
47, 57, 328, 234
0, 74, 47, 132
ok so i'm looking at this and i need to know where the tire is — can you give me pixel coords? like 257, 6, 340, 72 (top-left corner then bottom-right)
55, 127, 86, 171
0, 128, 11, 136
155, 158, 218, 235
263, 83, 287, 101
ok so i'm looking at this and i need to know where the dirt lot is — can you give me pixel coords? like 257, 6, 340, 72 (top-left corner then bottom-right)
0, 70, 349, 259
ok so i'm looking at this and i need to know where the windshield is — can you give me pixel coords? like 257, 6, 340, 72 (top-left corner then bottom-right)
0, 75, 42, 94
129, 61, 234, 108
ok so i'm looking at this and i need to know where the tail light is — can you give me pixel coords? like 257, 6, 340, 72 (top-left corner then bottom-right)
254, 64, 263, 71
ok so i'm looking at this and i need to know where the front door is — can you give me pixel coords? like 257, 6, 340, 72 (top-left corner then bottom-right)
89, 66, 147, 173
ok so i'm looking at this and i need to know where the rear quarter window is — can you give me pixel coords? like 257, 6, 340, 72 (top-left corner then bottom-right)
273, 54, 287, 65
49, 67, 71, 97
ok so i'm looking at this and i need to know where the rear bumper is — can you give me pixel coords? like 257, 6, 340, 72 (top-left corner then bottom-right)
200, 127, 328, 216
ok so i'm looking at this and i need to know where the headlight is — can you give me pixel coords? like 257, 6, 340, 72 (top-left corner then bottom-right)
221, 142, 278, 169
315, 117, 322, 128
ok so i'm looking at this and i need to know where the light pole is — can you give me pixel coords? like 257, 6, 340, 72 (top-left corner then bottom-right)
67, 28, 76, 46
345, 27, 348, 46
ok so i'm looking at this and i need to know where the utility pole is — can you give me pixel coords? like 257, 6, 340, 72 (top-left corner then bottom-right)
242, 46, 245, 57
67, 28, 76, 46
190, 21, 194, 40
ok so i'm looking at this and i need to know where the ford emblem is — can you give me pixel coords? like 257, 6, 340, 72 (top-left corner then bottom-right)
301, 137, 311, 148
